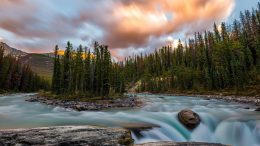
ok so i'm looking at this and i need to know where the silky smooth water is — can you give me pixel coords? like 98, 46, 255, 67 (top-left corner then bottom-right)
0, 93, 260, 146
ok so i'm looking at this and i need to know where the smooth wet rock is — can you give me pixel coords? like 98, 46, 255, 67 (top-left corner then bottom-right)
255, 101, 260, 106
255, 107, 260, 111
122, 123, 159, 130
178, 109, 201, 130
120, 122, 160, 138
0, 126, 133, 146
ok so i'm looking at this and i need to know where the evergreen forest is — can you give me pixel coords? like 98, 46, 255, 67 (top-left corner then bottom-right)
0, 46, 50, 93
52, 3, 260, 97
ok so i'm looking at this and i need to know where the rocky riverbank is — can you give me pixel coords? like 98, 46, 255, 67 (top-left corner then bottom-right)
0, 126, 133, 146
185, 94, 260, 110
0, 126, 229, 146
140, 92, 260, 108
26, 94, 143, 111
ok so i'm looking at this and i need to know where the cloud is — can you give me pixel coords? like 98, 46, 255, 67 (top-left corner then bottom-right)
0, 0, 235, 57
0, 37, 4, 42
1, 0, 24, 6
100, 0, 235, 48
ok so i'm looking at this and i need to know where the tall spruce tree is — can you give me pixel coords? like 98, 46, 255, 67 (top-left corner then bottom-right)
63, 41, 73, 93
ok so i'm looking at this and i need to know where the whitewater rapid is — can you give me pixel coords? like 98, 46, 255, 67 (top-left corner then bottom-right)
0, 93, 259, 146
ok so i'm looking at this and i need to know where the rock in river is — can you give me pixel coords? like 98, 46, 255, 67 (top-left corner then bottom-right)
255, 107, 260, 111
178, 109, 201, 130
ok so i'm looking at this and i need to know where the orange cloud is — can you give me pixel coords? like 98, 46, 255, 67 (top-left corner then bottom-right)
103, 0, 235, 48
1, 0, 24, 6
0, 0, 235, 57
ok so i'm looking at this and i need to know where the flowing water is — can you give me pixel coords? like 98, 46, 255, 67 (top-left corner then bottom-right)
0, 93, 260, 146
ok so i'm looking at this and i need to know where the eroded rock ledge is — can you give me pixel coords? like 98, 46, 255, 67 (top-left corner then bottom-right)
0, 126, 133, 146
0, 126, 229, 146
26, 95, 143, 111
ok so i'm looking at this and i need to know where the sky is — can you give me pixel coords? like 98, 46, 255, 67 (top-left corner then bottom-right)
0, 0, 258, 59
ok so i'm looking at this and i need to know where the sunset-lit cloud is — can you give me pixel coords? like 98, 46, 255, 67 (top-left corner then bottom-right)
0, 0, 257, 59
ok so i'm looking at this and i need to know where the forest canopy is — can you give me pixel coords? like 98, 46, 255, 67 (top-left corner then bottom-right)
51, 3, 260, 96
123, 3, 260, 94
0, 47, 50, 93
51, 42, 125, 98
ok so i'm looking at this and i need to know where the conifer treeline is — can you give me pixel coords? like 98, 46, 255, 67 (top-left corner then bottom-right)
52, 3, 260, 95
123, 3, 260, 93
0, 47, 50, 93
52, 42, 125, 97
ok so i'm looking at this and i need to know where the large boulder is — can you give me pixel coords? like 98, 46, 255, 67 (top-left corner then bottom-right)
255, 107, 260, 111
0, 126, 133, 146
178, 109, 201, 130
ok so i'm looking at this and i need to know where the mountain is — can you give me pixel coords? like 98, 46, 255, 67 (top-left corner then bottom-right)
0, 42, 53, 80
0, 42, 27, 57
20, 53, 53, 80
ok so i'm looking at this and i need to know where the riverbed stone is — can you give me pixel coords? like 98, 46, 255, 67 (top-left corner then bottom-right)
121, 122, 160, 138
178, 109, 201, 130
0, 126, 133, 146
26, 94, 143, 111
255, 107, 260, 111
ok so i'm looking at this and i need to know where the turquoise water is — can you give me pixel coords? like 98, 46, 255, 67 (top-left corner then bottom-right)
0, 93, 260, 146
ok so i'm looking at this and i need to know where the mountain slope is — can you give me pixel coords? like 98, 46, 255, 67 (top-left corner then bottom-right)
0, 42, 27, 57
20, 54, 53, 80
0, 42, 53, 80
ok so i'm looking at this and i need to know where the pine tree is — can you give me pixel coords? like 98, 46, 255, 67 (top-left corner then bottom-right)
63, 41, 73, 93
102, 45, 111, 97
84, 48, 91, 93
52, 45, 59, 93
75, 45, 84, 93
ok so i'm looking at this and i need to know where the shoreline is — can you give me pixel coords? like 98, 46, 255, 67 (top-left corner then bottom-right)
26, 92, 260, 111
132, 92, 260, 107
26, 94, 143, 111
167, 93, 260, 106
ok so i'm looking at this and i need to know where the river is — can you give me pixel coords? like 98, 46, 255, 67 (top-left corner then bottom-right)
0, 93, 259, 146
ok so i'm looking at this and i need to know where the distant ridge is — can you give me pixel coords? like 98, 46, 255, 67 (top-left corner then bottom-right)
0, 42, 53, 80
0, 42, 27, 57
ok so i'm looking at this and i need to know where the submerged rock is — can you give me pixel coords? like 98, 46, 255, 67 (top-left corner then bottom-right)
0, 126, 133, 146
255, 107, 260, 111
120, 122, 160, 138
178, 109, 201, 130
